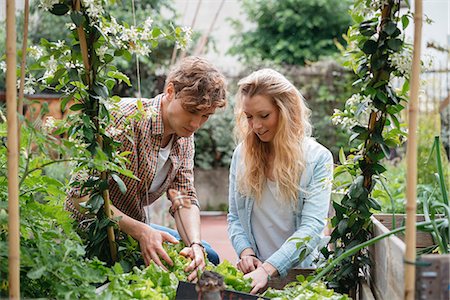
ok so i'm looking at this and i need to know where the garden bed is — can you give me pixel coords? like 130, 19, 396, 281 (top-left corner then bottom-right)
369, 214, 450, 300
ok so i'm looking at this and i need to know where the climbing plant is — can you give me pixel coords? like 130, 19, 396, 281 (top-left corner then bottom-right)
324, 0, 413, 293
26, 0, 191, 266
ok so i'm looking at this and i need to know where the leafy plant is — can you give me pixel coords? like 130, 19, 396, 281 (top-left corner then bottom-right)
0, 121, 109, 298
229, 0, 352, 66
23, 0, 191, 267
326, 0, 413, 293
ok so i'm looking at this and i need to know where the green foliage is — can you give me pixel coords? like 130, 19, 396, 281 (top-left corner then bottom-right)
104, 263, 178, 300
325, 0, 413, 293
0, 123, 109, 298
284, 61, 359, 158
194, 102, 236, 169
229, 0, 352, 66
17, 0, 191, 267
0, 0, 181, 97
263, 276, 350, 300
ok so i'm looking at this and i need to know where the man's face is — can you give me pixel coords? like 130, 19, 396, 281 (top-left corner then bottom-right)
165, 95, 216, 137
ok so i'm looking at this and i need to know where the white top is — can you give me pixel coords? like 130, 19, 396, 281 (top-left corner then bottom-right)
251, 180, 296, 261
149, 136, 174, 193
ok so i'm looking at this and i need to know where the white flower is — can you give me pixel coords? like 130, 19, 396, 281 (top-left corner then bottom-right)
0, 61, 6, 73
390, 51, 412, 77
29, 45, 44, 59
82, 0, 104, 21
41, 56, 58, 80
0, 110, 6, 123
39, 0, 60, 11
16, 75, 37, 95
42, 116, 56, 132
143, 17, 153, 30
54, 40, 65, 49
96, 45, 109, 62
106, 127, 123, 137
65, 23, 77, 30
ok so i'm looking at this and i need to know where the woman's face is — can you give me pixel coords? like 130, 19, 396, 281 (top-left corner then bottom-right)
242, 94, 280, 142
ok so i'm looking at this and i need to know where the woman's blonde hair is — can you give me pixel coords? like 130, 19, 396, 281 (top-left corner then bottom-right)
235, 69, 312, 207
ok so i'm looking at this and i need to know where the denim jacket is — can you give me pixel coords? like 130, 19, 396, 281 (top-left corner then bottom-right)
227, 138, 333, 277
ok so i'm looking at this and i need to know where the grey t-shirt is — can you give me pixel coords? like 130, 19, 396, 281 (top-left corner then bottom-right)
251, 180, 296, 261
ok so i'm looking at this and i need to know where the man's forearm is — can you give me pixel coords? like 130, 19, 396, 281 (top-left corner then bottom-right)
109, 205, 148, 240
174, 204, 201, 246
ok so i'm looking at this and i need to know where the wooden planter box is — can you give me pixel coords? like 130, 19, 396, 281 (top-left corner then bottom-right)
370, 214, 450, 300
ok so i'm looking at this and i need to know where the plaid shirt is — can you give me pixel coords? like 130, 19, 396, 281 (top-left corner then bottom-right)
65, 95, 197, 223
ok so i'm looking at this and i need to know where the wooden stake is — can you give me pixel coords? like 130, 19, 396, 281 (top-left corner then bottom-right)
404, 1, 422, 299
178, 0, 202, 61
193, 0, 226, 56
6, 0, 20, 298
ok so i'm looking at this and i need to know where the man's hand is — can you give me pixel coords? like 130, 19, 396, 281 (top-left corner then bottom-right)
138, 226, 179, 269
237, 255, 262, 274
179, 243, 206, 282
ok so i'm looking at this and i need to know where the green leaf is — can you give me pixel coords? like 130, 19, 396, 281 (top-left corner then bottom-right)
368, 197, 382, 211
70, 11, 84, 27
107, 71, 131, 87
27, 266, 46, 279
383, 21, 397, 35
70, 103, 84, 111
93, 83, 109, 98
401, 15, 410, 29
349, 176, 364, 199
50, 4, 69, 16
152, 27, 161, 38
361, 39, 378, 54
111, 174, 127, 194
338, 219, 348, 235
387, 39, 403, 51
339, 148, 346, 165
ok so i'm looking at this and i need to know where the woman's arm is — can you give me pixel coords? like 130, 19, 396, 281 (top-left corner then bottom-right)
227, 147, 254, 258
265, 148, 334, 277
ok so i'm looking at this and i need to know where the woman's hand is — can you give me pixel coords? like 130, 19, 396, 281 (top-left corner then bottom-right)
244, 265, 271, 294
237, 255, 262, 274
179, 243, 206, 282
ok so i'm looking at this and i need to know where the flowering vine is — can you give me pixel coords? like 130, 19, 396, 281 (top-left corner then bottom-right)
21, 0, 192, 266
323, 0, 414, 293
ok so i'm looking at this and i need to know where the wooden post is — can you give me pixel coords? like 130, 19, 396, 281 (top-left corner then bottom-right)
404, 0, 423, 299
6, 0, 20, 298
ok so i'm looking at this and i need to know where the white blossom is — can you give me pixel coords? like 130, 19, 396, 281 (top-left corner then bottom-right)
106, 127, 123, 137
41, 56, 58, 80
390, 50, 412, 77
42, 116, 56, 132
96, 45, 109, 62
143, 17, 153, 30
0, 110, 6, 123
0, 61, 6, 73
54, 40, 65, 49
65, 23, 77, 31
29, 45, 44, 59
81, 0, 104, 21
16, 75, 37, 95
39, 0, 60, 11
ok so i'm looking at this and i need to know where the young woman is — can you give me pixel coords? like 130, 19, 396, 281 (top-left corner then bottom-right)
227, 69, 333, 294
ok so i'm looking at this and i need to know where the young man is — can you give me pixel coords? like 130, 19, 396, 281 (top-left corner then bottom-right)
65, 56, 227, 281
